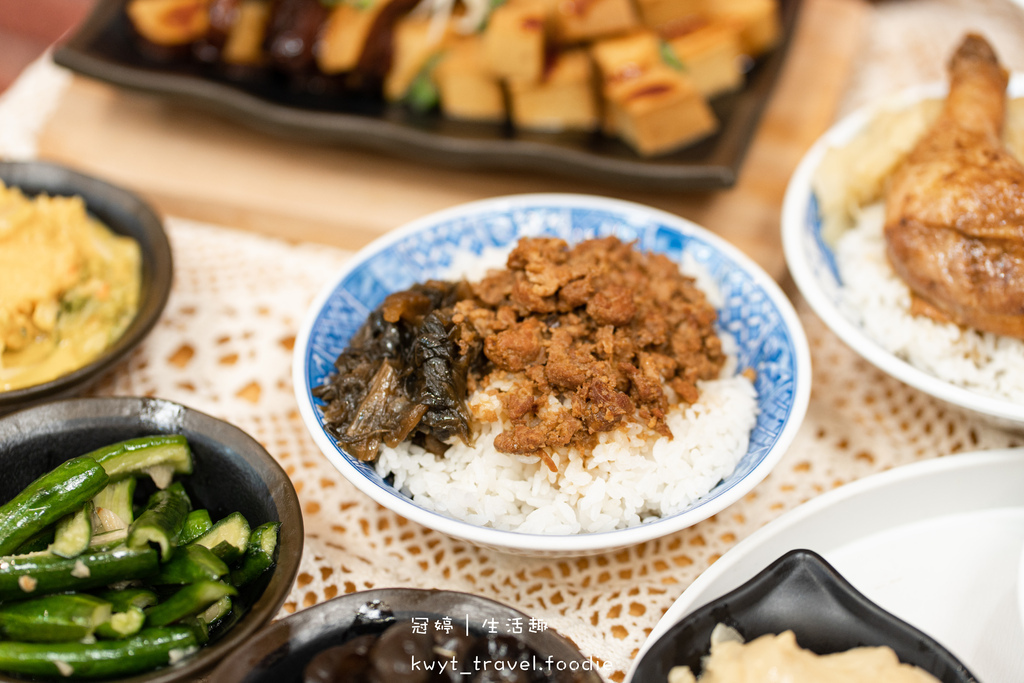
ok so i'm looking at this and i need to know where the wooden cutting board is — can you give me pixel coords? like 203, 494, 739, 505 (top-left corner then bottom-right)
37, 0, 867, 282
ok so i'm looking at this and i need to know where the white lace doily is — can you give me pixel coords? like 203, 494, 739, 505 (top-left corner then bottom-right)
2, 3, 1023, 680
92, 219, 1023, 682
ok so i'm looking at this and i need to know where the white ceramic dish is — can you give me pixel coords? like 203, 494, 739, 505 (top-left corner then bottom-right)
781, 76, 1024, 427
294, 194, 810, 555
629, 449, 1024, 683
1019, 541, 1024, 638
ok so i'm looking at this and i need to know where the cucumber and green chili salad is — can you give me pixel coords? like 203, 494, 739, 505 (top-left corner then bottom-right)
193, 511, 249, 563
0, 435, 282, 680
0, 457, 108, 556
0, 594, 112, 642
179, 509, 213, 544
87, 435, 193, 483
127, 482, 192, 561
0, 628, 199, 679
92, 477, 137, 531
152, 544, 229, 585
49, 501, 94, 559
0, 547, 160, 600
95, 604, 146, 640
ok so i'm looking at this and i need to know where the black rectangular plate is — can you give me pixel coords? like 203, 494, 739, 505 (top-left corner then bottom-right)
54, 0, 800, 191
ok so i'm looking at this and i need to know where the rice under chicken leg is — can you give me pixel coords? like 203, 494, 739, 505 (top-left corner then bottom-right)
884, 34, 1024, 339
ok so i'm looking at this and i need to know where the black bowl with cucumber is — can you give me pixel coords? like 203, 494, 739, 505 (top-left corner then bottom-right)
0, 397, 303, 682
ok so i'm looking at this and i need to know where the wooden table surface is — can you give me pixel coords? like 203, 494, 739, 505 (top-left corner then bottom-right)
36, 0, 868, 284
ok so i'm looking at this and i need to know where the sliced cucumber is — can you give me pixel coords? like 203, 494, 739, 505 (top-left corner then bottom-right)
144, 581, 237, 627
152, 544, 229, 585
127, 482, 191, 561
182, 616, 210, 646
88, 435, 193, 486
0, 594, 111, 642
89, 528, 128, 550
95, 605, 145, 640
49, 502, 93, 559
92, 478, 137, 531
0, 548, 159, 601
192, 512, 249, 564
198, 595, 232, 629
0, 627, 198, 678
97, 587, 158, 613
0, 457, 109, 556
179, 509, 213, 545
230, 521, 280, 587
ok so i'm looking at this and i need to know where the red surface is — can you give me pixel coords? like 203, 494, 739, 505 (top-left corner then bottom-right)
0, 0, 96, 92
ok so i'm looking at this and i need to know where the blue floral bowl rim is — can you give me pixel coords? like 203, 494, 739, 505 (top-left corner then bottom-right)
293, 193, 812, 553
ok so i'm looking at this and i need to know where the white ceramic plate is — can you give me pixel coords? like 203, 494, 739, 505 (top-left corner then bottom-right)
1019, 541, 1024, 636
629, 450, 1024, 683
781, 76, 1024, 427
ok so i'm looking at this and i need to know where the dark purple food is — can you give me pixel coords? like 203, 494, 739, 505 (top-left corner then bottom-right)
191, 0, 240, 62
353, 0, 421, 85
304, 635, 376, 683
302, 619, 590, 683
264, 0, 329, 72
367, 621, 435, 682
313, 280, 481, 461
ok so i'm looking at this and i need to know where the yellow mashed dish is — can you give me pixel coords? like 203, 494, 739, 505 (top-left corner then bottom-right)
0, 182, 141, 392
669, 627, 940, 683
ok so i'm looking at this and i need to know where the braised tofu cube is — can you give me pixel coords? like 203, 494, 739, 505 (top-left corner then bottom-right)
508, 49, 598, 131
633, 0, 702, 31
385, 16, 452, 101
435, 36, 507, 122
605, 66, 717, 155
665, 20, 743, 98
707, 0, 781, 56
127, 0, 211, 46
222, 0, 272, 66
484, 0, 549, 82
592, 31, 717, 155
553, 0, 639, 44
316, 0, 391, 74
590, 29, 662, 83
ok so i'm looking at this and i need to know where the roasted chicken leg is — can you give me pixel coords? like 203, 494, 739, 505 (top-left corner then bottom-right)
884, 34, 1024, 339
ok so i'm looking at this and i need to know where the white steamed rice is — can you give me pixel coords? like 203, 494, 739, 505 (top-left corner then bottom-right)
835, 202, 1024, 403
373, 248, 759, 534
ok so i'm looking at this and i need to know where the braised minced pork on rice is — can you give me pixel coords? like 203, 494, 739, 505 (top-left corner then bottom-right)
835, 204, 1024, 403
317, 237, 758, 534
392, 241, 756, 534
377, 365, 757, 534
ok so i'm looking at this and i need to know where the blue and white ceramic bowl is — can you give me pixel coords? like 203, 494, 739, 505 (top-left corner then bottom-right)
294, 195, 811, 554
781, 78, 1024, 428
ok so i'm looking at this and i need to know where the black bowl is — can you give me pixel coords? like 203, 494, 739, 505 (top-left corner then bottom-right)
210, 588, 604, 683
0, 397, 303, 682
0, 161, 172, 414
632, 549, 977, 683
